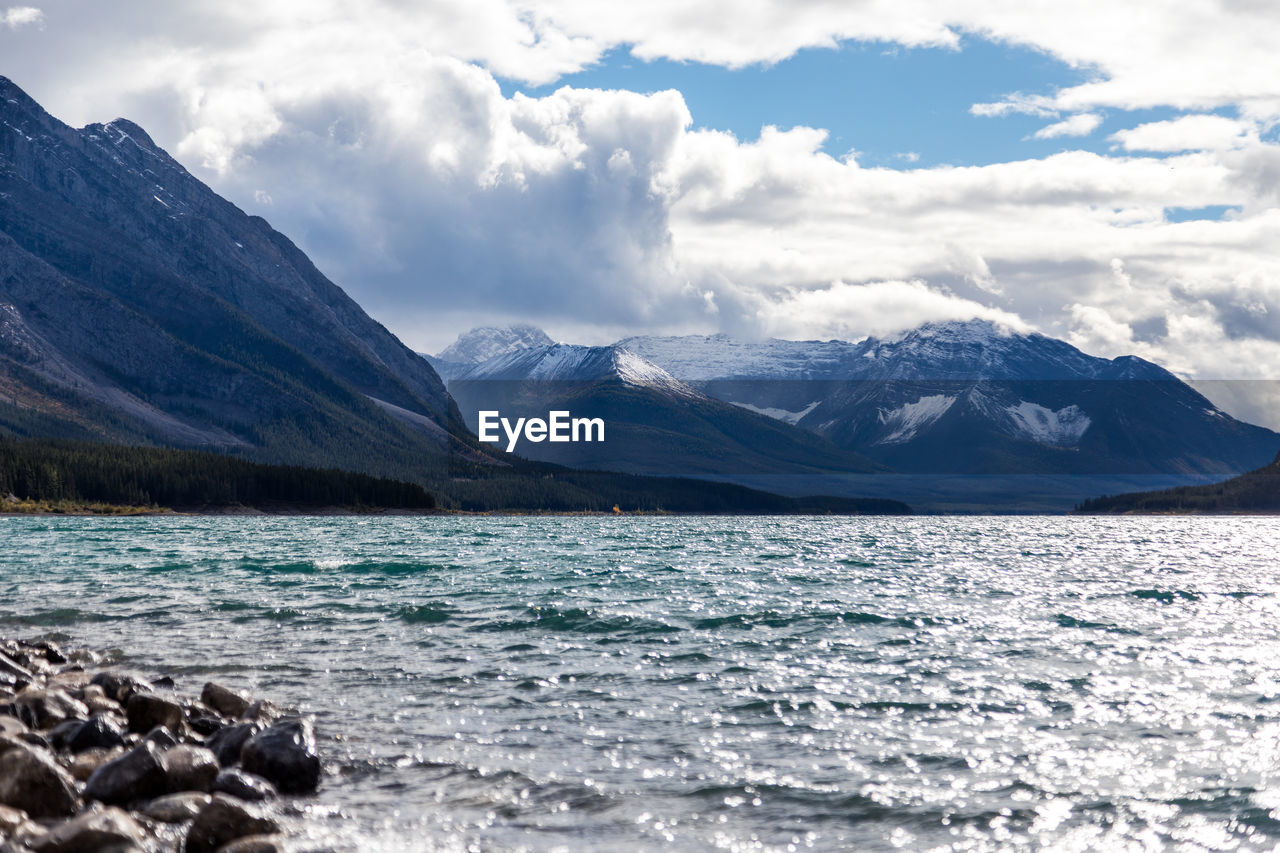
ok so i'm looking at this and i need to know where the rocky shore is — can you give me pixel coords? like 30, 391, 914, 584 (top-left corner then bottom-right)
0, 636, 324, 852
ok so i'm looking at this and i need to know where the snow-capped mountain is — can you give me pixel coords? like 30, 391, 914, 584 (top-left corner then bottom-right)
446, 343, 882, 477
457, 343, 699, 399
622, 320, 1278, 476
619, 320, 1159, 382
434, 320, 1280, 480
437, 324, 553, 366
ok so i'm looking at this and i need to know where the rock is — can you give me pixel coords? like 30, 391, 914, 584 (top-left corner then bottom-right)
141, 726, 178, 751
32, 641, 67, 666
183, 794, 279, 853
239, 700, 282, 724
27, 804, 147, 853
217, 834, 287, 853
239, 718, 320, 794
19, 730, 52, 750
0, 734, 31, 756
0, 716, 26, 738
207, 723, 261, 767
0, 743, 80, 818
47, 719, 84, 751
68, 714, 126, 753
83, 741, 168, 805
89, 672, 153, 705
13, 688, 89, 730
0, 803, 28, 836
212, 769, 277, 802
0, 651, 34, 683
47, 671, 89, 693
153, 675, 176, 689
201, 683, 250, 719
163, 745, 219, 793
139, 791, 211, 824
188, 713, 225, 737
79, 684, 121, 715
125, 692, 184, 734
67, 747, 124, 782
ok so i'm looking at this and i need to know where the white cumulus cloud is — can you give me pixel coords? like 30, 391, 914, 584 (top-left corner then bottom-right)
1111, 114, 1260, 152
0, 5, 41, 28
1031, 113, 1103, 140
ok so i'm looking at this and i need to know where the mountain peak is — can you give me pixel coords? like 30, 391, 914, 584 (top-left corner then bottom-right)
438, 324, 554, 365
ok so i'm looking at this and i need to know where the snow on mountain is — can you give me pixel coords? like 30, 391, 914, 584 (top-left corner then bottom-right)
616, 333, 869, 381
618, 320, 1160, 383
458, 344, 702, 399
730, 400, 821, 425
875, 394, 957, 445
437, 324, 553, 365
1003, 401, 1091, 447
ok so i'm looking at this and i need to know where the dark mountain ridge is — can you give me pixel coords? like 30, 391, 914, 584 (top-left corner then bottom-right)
0, 75, 468, 481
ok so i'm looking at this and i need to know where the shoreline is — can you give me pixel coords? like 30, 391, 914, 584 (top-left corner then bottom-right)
0, 635, 326, 851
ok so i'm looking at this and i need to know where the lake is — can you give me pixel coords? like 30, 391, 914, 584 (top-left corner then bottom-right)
4, 515, 1280, 850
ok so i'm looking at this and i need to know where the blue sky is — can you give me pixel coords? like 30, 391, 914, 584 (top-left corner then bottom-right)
501, 38, 1210, 171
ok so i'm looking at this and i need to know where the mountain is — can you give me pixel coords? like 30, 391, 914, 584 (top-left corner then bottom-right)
0, 75, 475, 483
0, 79, 907, 514
436, 324, 553, 369
618, 321, 1280, 478
1077, 452, 1280, 513
447, 343, 884, 477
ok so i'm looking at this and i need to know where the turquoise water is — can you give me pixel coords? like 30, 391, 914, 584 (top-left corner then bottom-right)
4, 515, 1280, 851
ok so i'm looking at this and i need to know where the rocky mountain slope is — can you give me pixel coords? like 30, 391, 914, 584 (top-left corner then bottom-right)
620, 321, 1280, 476
0, 76, 472, 481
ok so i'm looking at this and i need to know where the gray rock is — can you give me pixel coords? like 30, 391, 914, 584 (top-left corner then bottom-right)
68, 714, 126, 753
47, 719, 84, 751
207, 723, 261, 767
239, 700, 283, 724
141, 726, 178, 751
68, 747, 124, 782
183, 794, 279, 853
201, 682, 250, 719
0, 651, 34, 683
125, 692, 184, 734
26, 804, 147, 853
79, 685, 121, 715
83, 741, 168, 804
239, 718, 320, 794
213, 769, 277, 802
0, 742, 79, 818
139, 791, 211, 824
89, 672, 154, 705
12, 688, 89, 730
163, 745, 220, 793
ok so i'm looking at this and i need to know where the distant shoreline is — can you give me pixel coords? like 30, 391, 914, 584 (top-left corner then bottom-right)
0, 501, 897, 518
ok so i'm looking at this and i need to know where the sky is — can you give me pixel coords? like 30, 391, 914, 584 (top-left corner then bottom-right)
3, 1, 1280, 422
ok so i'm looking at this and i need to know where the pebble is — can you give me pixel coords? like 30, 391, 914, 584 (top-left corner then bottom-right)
213, 768, 278, 802
240, 718, 321, 794
0, 637, 325, 851
184, 794, 281, 853
0, 742, 80, 818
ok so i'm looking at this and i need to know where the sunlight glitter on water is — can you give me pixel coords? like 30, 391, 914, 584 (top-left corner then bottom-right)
4, 515, 1280, 850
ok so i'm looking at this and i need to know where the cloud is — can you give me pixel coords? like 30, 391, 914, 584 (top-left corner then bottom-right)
3, 0, 1280, 400
1031, 113, 1103, 140
0, 5, 41, 28
1110, 115, 1260, 152
750, 280, 1027, 342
